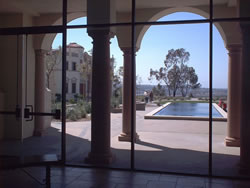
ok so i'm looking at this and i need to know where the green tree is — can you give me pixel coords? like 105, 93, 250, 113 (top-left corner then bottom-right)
149, 48, 200, 97
111, 57, 122, 108
79, 51, 92, 101
179, 66, 201, 97
152, 84, 165, 97
45, 46, 62, 89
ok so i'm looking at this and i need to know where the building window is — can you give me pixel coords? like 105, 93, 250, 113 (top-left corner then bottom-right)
72, 62, 76, 71
80, 59, 83, 64
66, 61, 68, 70
72, 83, 76, 93
80, 83, 84, 96
72, 52, 78, 57
66, 82, 68, 93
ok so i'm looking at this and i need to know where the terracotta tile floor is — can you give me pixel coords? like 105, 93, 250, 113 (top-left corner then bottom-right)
1, 166, 250, 188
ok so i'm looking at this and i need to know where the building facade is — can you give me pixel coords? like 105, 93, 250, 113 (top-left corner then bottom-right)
49, 42, 92, 101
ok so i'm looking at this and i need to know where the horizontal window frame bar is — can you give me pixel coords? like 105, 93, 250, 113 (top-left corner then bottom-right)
1, 16, 250, 35
64, 16, 250, 29
0, 26, 63, 35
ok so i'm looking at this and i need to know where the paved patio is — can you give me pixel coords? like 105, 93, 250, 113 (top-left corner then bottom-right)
0, 104, 242, 177
59, 104, 241, 177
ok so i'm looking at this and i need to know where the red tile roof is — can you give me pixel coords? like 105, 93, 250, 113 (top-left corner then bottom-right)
67, 42, 84, 49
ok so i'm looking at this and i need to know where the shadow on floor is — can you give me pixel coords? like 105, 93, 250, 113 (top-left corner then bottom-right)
0, 126, 247, 178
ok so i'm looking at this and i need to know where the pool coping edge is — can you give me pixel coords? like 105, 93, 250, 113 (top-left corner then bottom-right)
144, 102, 227, 122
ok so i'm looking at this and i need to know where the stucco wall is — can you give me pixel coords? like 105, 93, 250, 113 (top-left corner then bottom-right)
0, 14, 36, 140
22, 33, 36, 139
0, 13, 23, 28
0, 35, 22, 139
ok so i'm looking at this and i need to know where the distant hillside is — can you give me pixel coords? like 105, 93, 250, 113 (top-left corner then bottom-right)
136, 85, 227, 97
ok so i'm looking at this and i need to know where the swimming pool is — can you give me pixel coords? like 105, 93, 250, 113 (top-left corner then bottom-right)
144, 102, 227, 121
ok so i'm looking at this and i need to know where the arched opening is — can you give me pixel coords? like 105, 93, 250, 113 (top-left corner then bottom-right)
136, 7, 227, 49
46, 17, 131, 167
134, 11, 239, 175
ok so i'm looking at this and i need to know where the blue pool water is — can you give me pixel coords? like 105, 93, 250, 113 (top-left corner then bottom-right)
154, 103, 223, 117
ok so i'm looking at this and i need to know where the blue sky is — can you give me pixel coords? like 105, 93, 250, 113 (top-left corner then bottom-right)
52, 13, 228, 89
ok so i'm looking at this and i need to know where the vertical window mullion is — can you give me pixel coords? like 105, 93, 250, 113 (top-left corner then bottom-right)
130, 0, 136, 170
209, 0, 213, 176
61, 0, 67, 164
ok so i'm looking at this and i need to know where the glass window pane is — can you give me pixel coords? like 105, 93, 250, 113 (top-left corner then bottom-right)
135, 22, 210, 174
64, 26, 131, 169
212, 21, 245, 178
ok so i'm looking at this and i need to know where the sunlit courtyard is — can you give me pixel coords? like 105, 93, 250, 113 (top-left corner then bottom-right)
51, 104, 240, 176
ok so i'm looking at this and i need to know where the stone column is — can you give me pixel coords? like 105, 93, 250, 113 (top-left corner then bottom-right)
225, 44, 241, 147
85, 30, 113, 164
239, 24, 250, 170
34, 49, 46, 136
118, 47, 139, 142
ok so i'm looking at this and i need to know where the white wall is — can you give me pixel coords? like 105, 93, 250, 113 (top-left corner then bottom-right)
0, 35, 22, 139
22, 34, 36, 139
0, 14, 36, 140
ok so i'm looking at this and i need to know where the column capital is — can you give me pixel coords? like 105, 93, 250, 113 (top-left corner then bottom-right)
226, 44, 242, 54
120, 47, 132, 54
35, 49, 47, 57
120, 47, 139, 54
87, 28, 113, 39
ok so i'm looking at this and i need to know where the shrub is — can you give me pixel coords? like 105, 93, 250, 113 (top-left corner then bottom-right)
76, 104, 87, 118
157, 101, 161, 106
69, 98, 76, 104
84, 102, 91, 114
65, 100, 91, 121
111, 97, 120, 109
66, 107, 81, 121
52, 102, 61, 111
